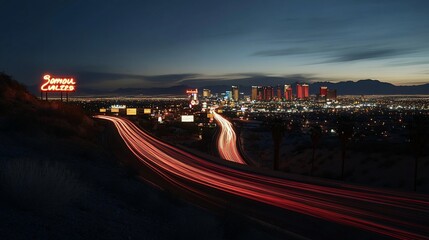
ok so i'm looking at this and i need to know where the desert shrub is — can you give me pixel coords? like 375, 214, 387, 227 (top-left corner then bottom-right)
377, 158, 396, 169
0, 158, 83, 211
247, 133, 261, 141
321, 170, 335, 179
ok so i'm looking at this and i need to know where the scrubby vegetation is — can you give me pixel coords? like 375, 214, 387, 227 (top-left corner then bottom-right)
0, 158, 83, 211
0, 73, 95, 139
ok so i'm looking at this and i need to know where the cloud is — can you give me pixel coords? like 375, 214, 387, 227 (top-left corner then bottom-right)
388, 60, 429, 67
252, 48, 308, 57
332, 49, 406, 62
252, 45, 417, 65
314, 46, 420, 63
76, 72, 200, 89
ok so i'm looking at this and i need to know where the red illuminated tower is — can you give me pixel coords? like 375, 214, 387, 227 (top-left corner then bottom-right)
296, 84, 303, 99
302, 84, 309, 99
320, 86, 328, 97
276, 85, 282, 100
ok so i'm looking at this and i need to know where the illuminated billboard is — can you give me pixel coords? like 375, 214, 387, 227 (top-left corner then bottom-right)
111, 108, 119, 113
126, 108, 137, 115
181, 115, 194, 122
186, 89, 198, 94
41, 74, 76, 92
99, 108, 106, 113
110, 104, 126, 109
143, 108, 151, 114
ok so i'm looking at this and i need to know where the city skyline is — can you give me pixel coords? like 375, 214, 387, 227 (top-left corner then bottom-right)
2, 1, 429, 90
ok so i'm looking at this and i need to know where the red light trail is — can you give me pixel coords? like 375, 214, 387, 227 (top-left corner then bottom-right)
95, 115, 429, 240
212, 111, 247, 164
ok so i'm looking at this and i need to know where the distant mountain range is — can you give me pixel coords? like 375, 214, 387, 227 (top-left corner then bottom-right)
309, 80, 429, 95
27, 79, 429, 96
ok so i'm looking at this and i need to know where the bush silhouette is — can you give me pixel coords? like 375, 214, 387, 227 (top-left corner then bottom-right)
0, 158, 83, 211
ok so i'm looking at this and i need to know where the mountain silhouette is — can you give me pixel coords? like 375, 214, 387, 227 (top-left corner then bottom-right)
310, 80, 429, 95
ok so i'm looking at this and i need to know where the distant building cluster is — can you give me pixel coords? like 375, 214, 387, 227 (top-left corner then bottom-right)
197, 84, 337, 103
319, 86, 337, 101
249, 83, 334, 102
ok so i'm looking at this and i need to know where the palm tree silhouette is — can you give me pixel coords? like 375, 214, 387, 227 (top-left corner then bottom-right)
309, 124, 322, 176
337, 116, 354, 180
272, 120, 285, 171
408, 115, 428, 191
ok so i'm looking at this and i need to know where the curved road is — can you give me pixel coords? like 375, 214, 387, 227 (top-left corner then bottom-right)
96, 115, 429, 240
212, 111, 247, 164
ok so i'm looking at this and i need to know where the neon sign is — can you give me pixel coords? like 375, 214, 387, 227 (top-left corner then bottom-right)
41, 74, 76, 92
186, 89, 198, 94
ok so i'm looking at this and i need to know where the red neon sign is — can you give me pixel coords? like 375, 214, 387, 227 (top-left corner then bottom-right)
41, 74, 76, 92
186, 89, 198, 94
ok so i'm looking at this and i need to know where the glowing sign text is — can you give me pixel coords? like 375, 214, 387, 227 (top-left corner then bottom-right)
186, 89, 198, 94
41, 74, 76, 92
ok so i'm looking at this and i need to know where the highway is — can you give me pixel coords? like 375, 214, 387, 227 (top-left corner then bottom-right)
212, 111, 247, 164
96, 115, 429, 240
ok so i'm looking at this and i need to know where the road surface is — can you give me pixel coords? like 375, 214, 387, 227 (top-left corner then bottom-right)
96, 115, 429, 240
212, 111, 247, 164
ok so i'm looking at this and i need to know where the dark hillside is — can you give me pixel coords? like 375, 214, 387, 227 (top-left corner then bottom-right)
0, 73, 280, 240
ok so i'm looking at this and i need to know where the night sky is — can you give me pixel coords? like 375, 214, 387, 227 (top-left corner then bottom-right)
2, 0, 429, 90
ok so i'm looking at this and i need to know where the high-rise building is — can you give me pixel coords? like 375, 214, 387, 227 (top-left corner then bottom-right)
203, 89, 211, 98
225, 90, 232, 101
296, 83, 309, 99
232, 85, 239, 101
327, 89, 337, 100
276, 85, 282, 100
251, 86, 258, 101
284, 84, 293, 100
257, 86, 263, 101
296, 84, 303, 99
263, 86, 274, 101
263, 87, 268, 101
320, 86, 328, 97
302, 84, 309, 99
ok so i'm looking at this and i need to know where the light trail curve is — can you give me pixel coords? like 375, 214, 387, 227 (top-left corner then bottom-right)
212, 111, 247, 164
95, 115, 429, 240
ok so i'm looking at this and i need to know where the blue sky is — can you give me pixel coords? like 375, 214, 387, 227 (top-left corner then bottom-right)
2, 0, 429, 89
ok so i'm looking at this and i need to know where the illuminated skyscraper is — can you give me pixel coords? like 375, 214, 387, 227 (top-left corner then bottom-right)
263, 86, 274, 101
225, 90, 232, 101
320, 86, 328, 97
232, 85, 239, 101
296, 83, 309, 99
327, 89, 337, 100
257, 86, 263, 101
263, 87, 268, 101
284, 84, 293, 100
251, 86, 258, 101
296, 84, 303, 99
302, 84, 309, 98
276, 85, 282, 100
203, 89, 211, 98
